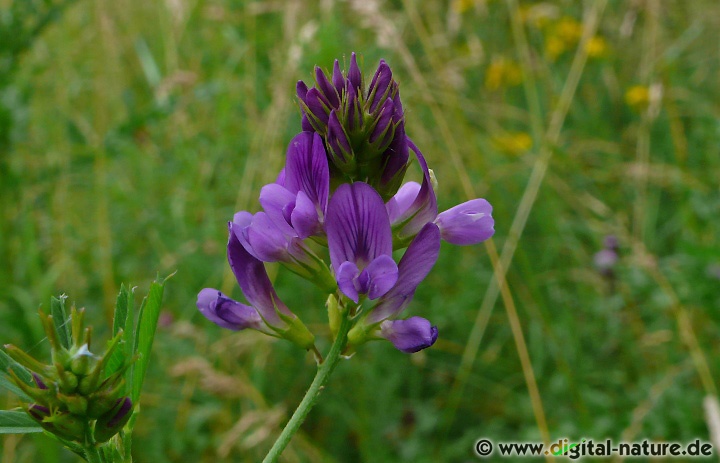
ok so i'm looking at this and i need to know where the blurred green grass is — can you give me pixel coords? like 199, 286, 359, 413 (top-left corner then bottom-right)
2, 0, 720, 461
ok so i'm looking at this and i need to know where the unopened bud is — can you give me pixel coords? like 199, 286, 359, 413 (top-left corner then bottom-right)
94, 397, 133, 443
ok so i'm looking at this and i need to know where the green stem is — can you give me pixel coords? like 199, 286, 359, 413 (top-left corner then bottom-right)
84, 445, 104, 463
261, 312, 353, 463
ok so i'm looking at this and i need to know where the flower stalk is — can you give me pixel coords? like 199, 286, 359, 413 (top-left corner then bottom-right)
261, 304, 354, 463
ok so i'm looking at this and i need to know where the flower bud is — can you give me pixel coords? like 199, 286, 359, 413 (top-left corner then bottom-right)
70, 344, 98, 376
94, 397, 133, 443
327, 110, 355, 173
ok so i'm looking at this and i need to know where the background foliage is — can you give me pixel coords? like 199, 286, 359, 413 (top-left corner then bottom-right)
1, 0, 719, 461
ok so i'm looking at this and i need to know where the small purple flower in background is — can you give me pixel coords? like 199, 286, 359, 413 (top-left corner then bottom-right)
594, 235, 619, 277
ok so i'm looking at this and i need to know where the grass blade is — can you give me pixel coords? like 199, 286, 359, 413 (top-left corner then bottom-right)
0, 410, 43, 434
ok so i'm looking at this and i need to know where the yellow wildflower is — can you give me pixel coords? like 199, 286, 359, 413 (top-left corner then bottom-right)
484, 58, 523, 91
585, 36, 608, 58
625, 85, 650, 111
492, 132, 533, 155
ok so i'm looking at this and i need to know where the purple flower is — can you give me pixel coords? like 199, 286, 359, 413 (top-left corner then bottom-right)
326, 182, 399, 303
434, 199, 494, 245
379, 317, 438, 353
197, 224, 315, 348
347, 223, 441, 352
260, 132, 330, 239
367, 223, 441, 324
196, 288, 267, 332
387, 139, 495, 246
386, 140, 438, 240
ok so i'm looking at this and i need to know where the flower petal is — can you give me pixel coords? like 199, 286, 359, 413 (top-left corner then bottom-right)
284, 132, 330, 212
315, 65, 340, 108
326, 182, 393, 272
347, 52, 362, 93
332, 59, 345, 94
259, 183, 297, 232
291, 190, 322, 239
386, 181, 421, 224
392, 139, 438, 239
379, 317, 438, 353
337, 261, 361, 303
227, 222, 293, 327
364, 254, 399, 300
241, 212, 292, 262
434, 198, 495, 245
196, 288, 263, 331
368, 60, 392, 112
368, 223, 441, 323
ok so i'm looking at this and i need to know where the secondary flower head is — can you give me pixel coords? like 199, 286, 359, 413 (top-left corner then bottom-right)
4, 303, 132, 443
297, 53, 410, 200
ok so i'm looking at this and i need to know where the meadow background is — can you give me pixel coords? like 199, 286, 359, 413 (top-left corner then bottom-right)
1, 0, 720, 461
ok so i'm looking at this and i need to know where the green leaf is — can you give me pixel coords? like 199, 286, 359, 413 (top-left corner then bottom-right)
0, 410, 43, 434
113, 284, 132, 337
131, 273, 173, 403
0, 349, 33, 384
106, 285, 133, 377
0, 372, 31, 401
50, 295, 71, 350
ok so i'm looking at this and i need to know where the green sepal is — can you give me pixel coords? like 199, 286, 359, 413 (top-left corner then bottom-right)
77, 330, 124, 396
57, 393, 88, 415
347, 318, 381, 349
275, 312, 315, 350
54, 362, 78, 394
43, 412, 86, 441
86, 378, 126, 418
8, 370, 58, 406
327, 294, 341, 338
3, 345, 49, 377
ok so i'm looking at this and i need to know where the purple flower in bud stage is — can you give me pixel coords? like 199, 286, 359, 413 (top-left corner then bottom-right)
387, 139, 495, 246
326, 182, 399, 303
347, 223, 442, 352
4, 300, 138, 445
379, 317, 439, 353
94, 396, 133, 442
297, 53, 410, 199
197, 224, 315, 349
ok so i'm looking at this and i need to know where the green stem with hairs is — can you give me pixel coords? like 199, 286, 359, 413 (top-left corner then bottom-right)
262, 310, 353, 463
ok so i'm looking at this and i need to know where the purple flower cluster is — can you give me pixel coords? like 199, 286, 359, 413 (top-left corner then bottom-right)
198, 54, 495, 354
